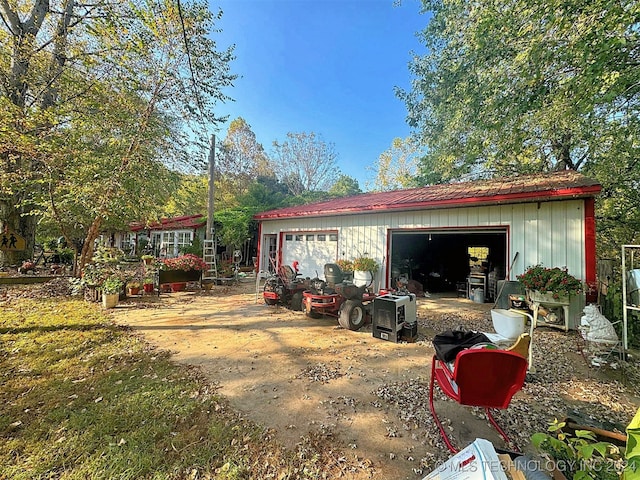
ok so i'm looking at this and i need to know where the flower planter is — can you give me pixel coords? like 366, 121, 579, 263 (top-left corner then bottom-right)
527, 289, 572, 331
102, 292, 119, 309
527, 289, 570, 305
158, 269, 201, 285
157, 269, 201, 295
128, 287, 140, 296
143, 283, 154, 294
170, 282, 186, 292
353, 270, 373, 287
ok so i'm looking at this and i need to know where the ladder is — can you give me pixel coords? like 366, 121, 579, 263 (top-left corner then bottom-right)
202, 239, 217, 280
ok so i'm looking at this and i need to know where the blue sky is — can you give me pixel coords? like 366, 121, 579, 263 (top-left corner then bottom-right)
209, 0, 429, 189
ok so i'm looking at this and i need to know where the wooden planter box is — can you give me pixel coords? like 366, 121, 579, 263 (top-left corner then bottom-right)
158, 269, 201, 295
84, 285, 102, 302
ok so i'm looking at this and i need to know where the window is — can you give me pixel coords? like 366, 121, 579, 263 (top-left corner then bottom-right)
317, 234, 326, 241
468, 246, 489, 272
329, 234, 338, 241
295, 234, 303, 241
120, 233, 135, 253
306, 234, 315, 241
161, 232, 175, 257
285, 234, 293, 241
176, 231, 193, 253
151, 232, 162, 256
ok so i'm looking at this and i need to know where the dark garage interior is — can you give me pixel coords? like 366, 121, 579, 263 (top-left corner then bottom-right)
389, 230, 507, 298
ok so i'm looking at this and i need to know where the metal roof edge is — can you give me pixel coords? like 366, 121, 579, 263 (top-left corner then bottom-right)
253, 185, 601, 221
130, 214, 206, 231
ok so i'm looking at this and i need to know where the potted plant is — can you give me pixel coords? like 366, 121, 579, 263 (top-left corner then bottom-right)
101, 276, 124, 309
517, 264, 583, 303
141, 254, 155, 266
352, 256, 379, 288
159, 254, 208, 291
127, 281, 141, 296
143, 277, 155, 294
353, 256, 379, 273
336, 259, 354, 272
170, 282, 186, 292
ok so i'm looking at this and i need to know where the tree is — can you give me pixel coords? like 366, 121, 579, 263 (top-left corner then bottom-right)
328, 175, 362, 198
218, 118, 272, 180
237, 176, 291, 213
399, 0, 639, 183
163, 174, 208, 218
0, 1, 236, 270
399, 0, 640, 254
367, 137, 422, 191
271, 132, 341, 196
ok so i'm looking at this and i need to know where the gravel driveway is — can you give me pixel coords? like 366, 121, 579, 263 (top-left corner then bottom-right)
110, 280, 639, 480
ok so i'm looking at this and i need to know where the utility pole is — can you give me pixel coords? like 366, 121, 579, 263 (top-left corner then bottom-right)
203, 134, 218, 280
206, 134, 215, 240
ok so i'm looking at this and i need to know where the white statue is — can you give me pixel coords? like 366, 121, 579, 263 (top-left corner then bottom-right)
580, 304, 618, 343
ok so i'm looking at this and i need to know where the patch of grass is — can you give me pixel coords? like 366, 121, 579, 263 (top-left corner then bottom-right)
0, 299, 367, 479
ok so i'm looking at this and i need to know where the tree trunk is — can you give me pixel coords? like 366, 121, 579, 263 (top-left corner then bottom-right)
77, 216, 103, 275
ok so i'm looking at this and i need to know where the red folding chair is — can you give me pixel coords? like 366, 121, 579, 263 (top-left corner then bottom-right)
429, 348, 528, 453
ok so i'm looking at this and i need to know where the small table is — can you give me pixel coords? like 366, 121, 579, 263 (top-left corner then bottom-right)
528, 290, 570, 332
467, 274, 486, 299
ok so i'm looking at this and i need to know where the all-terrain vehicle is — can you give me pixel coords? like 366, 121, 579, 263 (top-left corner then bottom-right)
263, 264, 309, 311
302, 263, 378, 331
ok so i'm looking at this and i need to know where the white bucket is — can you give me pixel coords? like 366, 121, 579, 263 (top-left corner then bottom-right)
473, 288, 485, 303
353, 270, 373, 287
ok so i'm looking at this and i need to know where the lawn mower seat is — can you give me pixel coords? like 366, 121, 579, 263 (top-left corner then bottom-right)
324, 263, 344, 287
278, 265, 297, 284
429, 347, 528, 453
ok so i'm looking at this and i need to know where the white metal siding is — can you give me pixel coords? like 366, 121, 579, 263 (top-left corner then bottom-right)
259, 199, 587, 284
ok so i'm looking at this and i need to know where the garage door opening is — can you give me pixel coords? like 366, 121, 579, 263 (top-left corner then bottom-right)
389, 229, 507, 299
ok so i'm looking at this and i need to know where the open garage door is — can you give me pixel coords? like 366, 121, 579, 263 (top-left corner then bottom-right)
282, 232, 338, 279
389, 229, 507, 299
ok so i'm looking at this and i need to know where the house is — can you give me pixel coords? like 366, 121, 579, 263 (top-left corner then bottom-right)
109, 213, 251, 268
253, 170, 601, 326
128, 214, 206, 258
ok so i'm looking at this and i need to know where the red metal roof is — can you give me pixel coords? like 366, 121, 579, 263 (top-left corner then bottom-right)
254, 170, 601, 220
130, 214, 206, 232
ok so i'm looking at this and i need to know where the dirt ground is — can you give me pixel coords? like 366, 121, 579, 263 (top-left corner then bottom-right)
109, 278, 639, 480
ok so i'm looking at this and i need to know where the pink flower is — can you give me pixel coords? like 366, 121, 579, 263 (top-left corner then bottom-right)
161, 254, 208, 272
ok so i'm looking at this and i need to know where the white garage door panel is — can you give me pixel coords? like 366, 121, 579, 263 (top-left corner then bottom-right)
282, 233, 337, 279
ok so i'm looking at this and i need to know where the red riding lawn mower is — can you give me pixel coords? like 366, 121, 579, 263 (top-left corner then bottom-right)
302, 263, 378, 331
262, 263, 309, 311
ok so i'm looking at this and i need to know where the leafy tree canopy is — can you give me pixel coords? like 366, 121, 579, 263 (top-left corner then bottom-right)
218, 118, 273, 180
400, 0, 640, 252
272, 132, 341, 196
367, 137, 423, 191
400, 0, 639, 183
328, 175, 362, 198
0, 0, 236, 270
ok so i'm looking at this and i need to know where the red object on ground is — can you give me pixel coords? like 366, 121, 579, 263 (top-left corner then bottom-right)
429, 348, 527, 453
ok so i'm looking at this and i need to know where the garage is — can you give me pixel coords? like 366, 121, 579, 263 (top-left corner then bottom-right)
389, 228, 507, 298
255, 170, 601, 319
